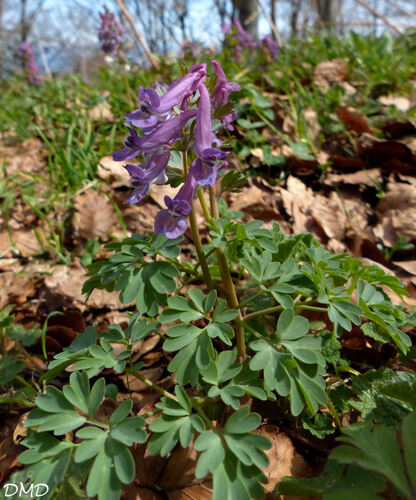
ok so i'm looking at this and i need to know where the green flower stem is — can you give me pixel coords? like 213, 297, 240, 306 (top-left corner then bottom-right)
14, 374, 38, 395
295, 305, 327, 313
208, 186, 246, 359
327, 395, 343, 432
140, 408, 163, 419
243, 304, 328, 323
126, 367, 177, 401
238, 290, 264, 309
197, 189, 213, 223
87, 419, 109, 430
189, 201, 214, 290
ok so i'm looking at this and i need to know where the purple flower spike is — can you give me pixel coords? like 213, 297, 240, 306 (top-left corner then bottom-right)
261, 35, 279, 59
124, 152, 170, 204
98, 6, 125, 55
154, 174, 196, 238
18, 41, 41, 86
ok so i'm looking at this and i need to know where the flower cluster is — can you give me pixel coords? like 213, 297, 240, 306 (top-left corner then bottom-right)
113, 61, 240, 238
98, 6, 125, 56
223, 20, 279, 61
18, 41, 41, 85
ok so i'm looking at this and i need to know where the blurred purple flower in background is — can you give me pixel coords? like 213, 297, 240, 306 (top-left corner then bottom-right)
98, 6, 125, 55
261, 35, 279, 59
113, 61, 239, 238
18, 41, 41, 85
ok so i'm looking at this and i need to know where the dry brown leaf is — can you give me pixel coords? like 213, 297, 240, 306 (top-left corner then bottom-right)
393, 260, 416, 275
376, 183, 416, 213
88, 101, 114, 122
336, 107, 372, 134
328, 155, 367, 172
379, 95, 412, 113
325, 168, 382, 186
314, 58, 349, 89
42, 261, 125, 310
1, 138, 46, 175
0, 273, 40, 309
97, 156, 131, 184
74, 190, 119, 240
258, 425, 312, 494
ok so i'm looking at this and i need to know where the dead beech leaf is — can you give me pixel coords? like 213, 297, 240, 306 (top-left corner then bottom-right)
393, 260, 416, 275
258, 425, 312, 494
97, 156, 130, 183
0, 273, 40, 309
314, 58, 349, 89
1, 138, 46, 175
328, 155, 367, 172
379, 95, 411, 113
42, 261, 125, 310
358, 134, 415, 172
325, 168, 382, 186
74, 190, 119, 240
88, 101, 114, 122
336, 107, 372, 134
162, 444, 212, 499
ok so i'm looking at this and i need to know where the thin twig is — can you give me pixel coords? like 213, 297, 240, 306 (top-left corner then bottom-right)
353, 0, 404, 35
115, 0, 160, 70
255, 0, 282, 46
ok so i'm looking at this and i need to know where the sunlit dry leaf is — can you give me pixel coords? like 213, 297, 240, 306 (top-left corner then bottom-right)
392, 260, 416, 276
88, 101, 114, 122
1, 138, 46, 175
97, 155, 131, 183
258, 425, 312, 494
74, 190, 119, 240
379, 95, 411, 113
314, 58, 349, 89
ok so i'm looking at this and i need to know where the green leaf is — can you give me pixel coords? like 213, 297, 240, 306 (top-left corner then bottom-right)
111, 416, 147, 446
195, 431, 225, 478
107, 438, 135, 484
224, 407, 260, 434
332, 420, 414, 499
110, 399, 132, 426
89, 377, 105, 416
74, 429, 107, 462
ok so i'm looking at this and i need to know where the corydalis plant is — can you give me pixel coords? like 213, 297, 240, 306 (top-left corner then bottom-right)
16, 61, 415, 500
113, 61, 240, 238
18, 41, 41, 85
98, 6, 125, 56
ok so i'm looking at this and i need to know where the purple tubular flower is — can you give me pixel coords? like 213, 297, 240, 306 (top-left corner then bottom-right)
113, 109, 196, 161
211, 60, 241, 107
124, 65, 206, 129
154, 174, 196, 238
18, 41, 41, 85
191, 83, 227, 188
124, 152, 170, 204
133, 108, 197, 153
113, 126, 143, 161
98, 6, 125, 55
